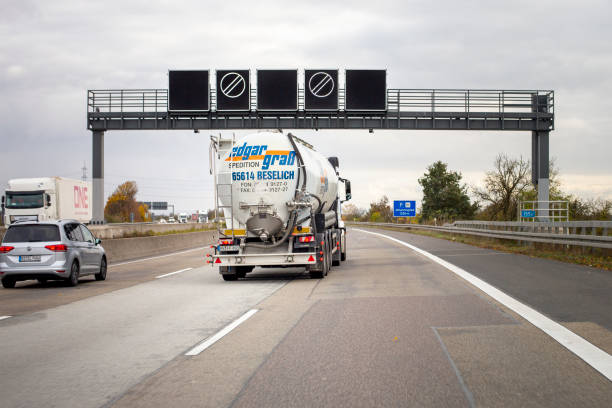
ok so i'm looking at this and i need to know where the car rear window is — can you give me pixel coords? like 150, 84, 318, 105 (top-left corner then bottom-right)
3, 225, 61, 243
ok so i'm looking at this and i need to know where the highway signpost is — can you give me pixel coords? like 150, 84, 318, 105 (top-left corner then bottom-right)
393, 200, 416, 217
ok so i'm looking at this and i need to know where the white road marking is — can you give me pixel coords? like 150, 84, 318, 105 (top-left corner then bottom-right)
156, 268, 193, 279
185, 309, 259, 356
0, 316, 11, 321
355, 228, 612, 381
109, 247, 208, 267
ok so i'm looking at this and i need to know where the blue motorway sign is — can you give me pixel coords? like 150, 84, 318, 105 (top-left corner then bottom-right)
393, 200, 416, 217
521, 209, 536, 218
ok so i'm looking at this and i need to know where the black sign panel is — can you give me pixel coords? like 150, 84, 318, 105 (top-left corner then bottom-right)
216, 70, 250, 111
152, 201, 168, 210
138, 201, 168, 210
345, 69, 386, 111
168, 70, 209, 112
257, 70, 297, 111
304, 69, 338, 111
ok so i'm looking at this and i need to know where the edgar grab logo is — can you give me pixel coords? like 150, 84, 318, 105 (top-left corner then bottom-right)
226, 142, 296, 170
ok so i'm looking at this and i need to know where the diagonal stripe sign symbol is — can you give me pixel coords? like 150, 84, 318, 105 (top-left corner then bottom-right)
220, 72, 246, 98
308, 72, 334, 98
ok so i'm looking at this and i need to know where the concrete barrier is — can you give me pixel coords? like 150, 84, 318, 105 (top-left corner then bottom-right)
89, 223, 214, 239
102, 230, 217, 264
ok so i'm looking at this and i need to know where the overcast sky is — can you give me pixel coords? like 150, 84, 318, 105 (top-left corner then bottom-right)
1, 0, 611, 213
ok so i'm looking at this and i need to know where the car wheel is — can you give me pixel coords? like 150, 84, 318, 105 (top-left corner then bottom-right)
67, 261, 80, 287
2, 278, 16, 289
95, 257, 107, 281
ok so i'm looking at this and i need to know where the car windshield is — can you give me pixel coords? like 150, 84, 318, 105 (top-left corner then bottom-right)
5, 192, 44, 209
3, 225, 60, 243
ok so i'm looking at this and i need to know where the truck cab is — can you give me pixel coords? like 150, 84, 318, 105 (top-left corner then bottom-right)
3, 178, 56, 224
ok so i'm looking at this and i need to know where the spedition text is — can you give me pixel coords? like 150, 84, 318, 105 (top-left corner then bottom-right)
232, 171, 295, 181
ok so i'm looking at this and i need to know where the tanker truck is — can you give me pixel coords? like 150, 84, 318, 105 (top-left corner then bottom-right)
208, 131, 351, 280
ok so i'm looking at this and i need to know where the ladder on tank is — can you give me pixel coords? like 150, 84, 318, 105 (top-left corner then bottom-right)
210, 134, 236, 239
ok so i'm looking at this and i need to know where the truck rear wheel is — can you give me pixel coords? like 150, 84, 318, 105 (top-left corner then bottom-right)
332, 233, 341, 267
220, 266, 238, 281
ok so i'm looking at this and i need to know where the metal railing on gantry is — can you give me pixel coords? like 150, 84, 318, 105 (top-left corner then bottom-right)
87, 88, 554, 131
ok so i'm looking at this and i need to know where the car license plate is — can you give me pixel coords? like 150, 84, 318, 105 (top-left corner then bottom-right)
220, 245, 240, 252
20, 255, 41, 262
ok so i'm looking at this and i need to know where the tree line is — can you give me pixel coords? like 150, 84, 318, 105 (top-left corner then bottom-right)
343, 154, 612, 223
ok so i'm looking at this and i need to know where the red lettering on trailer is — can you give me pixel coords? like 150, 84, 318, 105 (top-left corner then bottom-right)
74, 186, 89, 209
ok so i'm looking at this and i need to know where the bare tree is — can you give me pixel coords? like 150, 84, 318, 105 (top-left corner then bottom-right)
473, 154, 531, 220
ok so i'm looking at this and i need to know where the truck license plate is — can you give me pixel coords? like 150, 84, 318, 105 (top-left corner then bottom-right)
20, 255, 41, 262
220, 245, 240, 252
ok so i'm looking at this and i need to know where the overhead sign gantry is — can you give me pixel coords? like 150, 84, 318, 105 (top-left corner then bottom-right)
87, 68, 554, 224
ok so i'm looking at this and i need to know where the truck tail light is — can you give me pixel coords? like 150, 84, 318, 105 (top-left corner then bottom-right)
45, 244, 68, 252
298, 235, 315, 243
0, 246, 14, 253
219, 239, 234, 246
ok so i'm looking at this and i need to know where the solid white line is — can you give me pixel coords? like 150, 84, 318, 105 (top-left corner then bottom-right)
185, 309, 259, 356
354, 228, 612, 381
156, 268, 193, 279
0, 316, 11, 321
109, 246, 208, 267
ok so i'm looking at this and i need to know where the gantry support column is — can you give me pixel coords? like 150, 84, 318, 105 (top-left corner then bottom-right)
92, 130, 105, 224
532, 95, 550, 221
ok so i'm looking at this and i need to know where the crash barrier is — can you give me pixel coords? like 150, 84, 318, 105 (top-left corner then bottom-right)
88, 222, 214, 239
349, 221, 612, 249
102, 230, 217, 264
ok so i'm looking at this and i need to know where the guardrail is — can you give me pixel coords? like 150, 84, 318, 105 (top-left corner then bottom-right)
349, 221, 612, 249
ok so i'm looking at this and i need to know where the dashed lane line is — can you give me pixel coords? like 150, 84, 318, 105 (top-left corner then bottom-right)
185, 309, 259, 356
156, 268, 193, 279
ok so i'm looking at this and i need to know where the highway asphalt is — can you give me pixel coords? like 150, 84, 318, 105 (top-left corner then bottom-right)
0, 227, 610, 407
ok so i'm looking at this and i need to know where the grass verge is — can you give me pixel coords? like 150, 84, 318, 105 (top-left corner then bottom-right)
362, 225, 612, 271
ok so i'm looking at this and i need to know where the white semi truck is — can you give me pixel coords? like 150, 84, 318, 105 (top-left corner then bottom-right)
2, 177, 92, 225
208, 131, 351, 280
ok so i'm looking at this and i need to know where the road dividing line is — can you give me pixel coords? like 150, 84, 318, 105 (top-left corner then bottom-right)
156, 268, 193, 279
0, 316, 11, 321
110, 247, 208, 267
355, 228, 612, 381
185, 309, 259, 356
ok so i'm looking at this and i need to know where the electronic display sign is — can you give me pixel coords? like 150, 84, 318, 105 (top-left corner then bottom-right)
304, 69, 338, 111
216, 70, 250, 111
168, 70, 209, 112
345, 69, 386, 111
257, 69, 298, 111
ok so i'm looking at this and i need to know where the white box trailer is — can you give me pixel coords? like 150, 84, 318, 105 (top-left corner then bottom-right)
2, 177, 92, 224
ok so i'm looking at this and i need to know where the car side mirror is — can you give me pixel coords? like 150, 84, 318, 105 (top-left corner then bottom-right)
1, 195, 4, 210
95, 238, 102, 245
46, 194, 51, 207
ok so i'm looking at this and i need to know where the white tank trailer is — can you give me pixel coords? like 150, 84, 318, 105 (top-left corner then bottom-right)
209, 131, 351, 280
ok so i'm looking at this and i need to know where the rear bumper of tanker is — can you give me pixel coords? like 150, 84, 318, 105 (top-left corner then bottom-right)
209, 252, 318, 268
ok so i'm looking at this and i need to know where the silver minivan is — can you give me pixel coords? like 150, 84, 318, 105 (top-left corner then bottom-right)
0, 220, 107, 288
